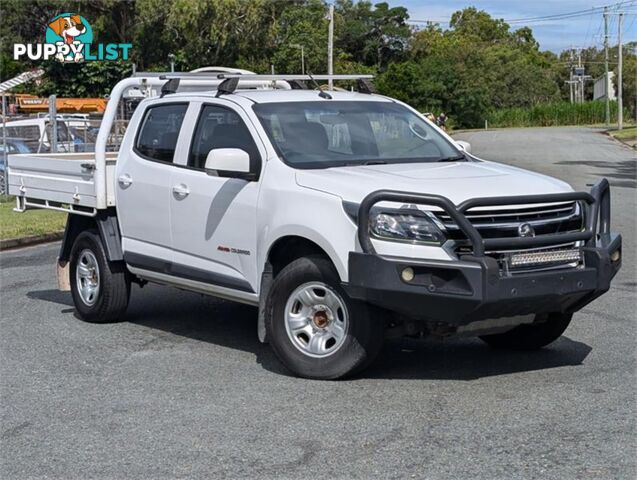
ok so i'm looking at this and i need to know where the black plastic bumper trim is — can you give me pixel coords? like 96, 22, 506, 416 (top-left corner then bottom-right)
344, 232, 621, 325
124, 252, 254, 293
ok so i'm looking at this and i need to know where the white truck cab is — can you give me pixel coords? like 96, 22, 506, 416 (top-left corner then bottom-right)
7, 73, 622, 379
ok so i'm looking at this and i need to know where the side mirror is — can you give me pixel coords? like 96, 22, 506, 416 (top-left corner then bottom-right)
456, 140, 471, 153
205, 148, 250, 175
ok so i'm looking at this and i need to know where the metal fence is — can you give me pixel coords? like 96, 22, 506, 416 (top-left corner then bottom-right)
0, 104, 135, 195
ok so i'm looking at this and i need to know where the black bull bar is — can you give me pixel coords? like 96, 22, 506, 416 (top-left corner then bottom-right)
357, 178, 612, 256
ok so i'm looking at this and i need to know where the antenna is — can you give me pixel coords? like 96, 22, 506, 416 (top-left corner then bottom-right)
307, 72, 332, 99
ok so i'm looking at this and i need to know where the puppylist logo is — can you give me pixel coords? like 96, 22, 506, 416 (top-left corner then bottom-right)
13, 13, 132, 63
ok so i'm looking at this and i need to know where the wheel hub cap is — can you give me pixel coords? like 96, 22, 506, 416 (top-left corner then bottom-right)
76, 249, 100, 306
312, 308, 330, 329
284, 282, 349, 358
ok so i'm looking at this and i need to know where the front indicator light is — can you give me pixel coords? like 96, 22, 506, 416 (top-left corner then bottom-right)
610, 249, 621, 262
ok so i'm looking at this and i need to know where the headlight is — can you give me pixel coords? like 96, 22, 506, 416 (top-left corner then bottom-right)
370, 209, 446, 245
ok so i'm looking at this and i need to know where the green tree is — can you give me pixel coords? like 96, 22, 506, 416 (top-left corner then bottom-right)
335, 0, 410, 70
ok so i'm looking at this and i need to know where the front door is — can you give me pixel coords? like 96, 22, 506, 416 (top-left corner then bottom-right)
169, 101, 263, 294
116, 101, 188, 267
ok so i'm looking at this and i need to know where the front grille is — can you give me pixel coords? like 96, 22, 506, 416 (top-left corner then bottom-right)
435, 201, 584, 242
437, 201, 585, 273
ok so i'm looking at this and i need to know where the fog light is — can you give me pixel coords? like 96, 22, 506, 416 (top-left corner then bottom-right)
401, 267, 415, 282
610, 249, 621, 262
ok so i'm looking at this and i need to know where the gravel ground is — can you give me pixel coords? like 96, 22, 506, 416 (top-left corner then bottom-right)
1, 127, 635, 479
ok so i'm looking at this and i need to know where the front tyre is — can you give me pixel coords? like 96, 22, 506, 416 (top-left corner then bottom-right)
266, 256, 384, 379
70, 230, 130, 323
479, 312, 572, 350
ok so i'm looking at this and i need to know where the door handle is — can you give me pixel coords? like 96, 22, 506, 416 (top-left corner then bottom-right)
118, 173, 132, 188
172, 183, 190, 199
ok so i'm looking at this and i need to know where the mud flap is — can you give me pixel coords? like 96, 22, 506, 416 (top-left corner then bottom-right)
57, 257, 70, 291
257, 262, 273, 343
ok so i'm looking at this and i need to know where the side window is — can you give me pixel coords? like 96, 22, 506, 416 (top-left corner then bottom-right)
189, 105, 260, 172
135, 104, 187, 162
8, 125, 40, 139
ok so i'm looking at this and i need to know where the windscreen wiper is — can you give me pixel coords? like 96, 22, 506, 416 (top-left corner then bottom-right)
362, 160, 387, 165
438, 154, 466, 162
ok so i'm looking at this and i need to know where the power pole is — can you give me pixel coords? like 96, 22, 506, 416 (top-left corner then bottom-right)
577, 50, 583, 103
617, 13, 623, 130
327, 4, 334, 91
48, 95, 57, 153
604, 7, 610, 126
568, 46, 575, 103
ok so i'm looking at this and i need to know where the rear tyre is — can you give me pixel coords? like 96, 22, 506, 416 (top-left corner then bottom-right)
70, 230, 130, 323
479, 313, 572, 350
266, 255, 384, 380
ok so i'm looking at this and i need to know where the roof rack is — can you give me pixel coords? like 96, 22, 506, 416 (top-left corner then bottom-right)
158, 73, 375, 97
158, 73, 373, 81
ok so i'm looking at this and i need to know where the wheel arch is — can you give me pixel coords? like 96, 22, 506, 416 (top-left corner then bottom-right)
59, 208, 123, 263
266, 235, 339, 277
257, 233, 348, 344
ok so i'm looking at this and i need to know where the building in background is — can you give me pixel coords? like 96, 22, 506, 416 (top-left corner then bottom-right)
593, 71, 616, 101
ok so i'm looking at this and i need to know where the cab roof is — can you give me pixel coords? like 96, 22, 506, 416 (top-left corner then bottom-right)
168, 89, 394, 104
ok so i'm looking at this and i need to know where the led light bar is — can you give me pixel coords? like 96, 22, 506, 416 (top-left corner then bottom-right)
509, 249, 582, 267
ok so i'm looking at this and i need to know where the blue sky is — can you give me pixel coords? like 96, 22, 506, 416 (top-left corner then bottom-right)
387, 0, 637, 52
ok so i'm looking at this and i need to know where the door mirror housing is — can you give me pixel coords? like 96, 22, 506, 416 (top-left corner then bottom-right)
456, 140, 471, 153
204, 148, 251, 176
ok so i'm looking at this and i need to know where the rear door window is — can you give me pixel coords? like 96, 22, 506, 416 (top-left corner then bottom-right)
135, 104, 188, 162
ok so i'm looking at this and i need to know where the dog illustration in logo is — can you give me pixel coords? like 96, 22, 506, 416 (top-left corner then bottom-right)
48, 15, 86, 62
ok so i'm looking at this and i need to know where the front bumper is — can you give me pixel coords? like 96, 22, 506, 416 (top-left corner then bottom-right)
344, 179, 622, 326
344, 233, 621, 325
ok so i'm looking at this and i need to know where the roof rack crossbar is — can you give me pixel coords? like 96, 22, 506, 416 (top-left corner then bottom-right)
159, 73, 373, 81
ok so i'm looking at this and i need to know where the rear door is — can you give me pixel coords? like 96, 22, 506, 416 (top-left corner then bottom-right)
168, 100, 264, 293
116, 101, 189, 269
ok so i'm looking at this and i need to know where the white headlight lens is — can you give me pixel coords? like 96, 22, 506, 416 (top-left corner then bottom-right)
370, 211, 446, 244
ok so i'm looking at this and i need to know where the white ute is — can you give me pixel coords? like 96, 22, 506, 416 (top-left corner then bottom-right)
7, 72, 622, 379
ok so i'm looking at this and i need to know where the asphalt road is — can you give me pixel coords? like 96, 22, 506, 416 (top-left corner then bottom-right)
1, 127, 635, 479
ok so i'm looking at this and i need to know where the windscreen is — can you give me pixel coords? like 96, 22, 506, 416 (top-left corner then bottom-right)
253, 101, 460, 168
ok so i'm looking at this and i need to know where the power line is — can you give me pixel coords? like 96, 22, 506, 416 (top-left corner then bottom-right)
406, 0, 636, 26
506, 0, 635, 24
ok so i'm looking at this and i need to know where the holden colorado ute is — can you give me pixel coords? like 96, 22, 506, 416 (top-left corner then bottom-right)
6, 72, 622, 379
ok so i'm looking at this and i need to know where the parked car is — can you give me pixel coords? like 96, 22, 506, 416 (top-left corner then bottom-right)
7, 73, 622, 379
0, 117, 73, 152
1, 137, 34, 174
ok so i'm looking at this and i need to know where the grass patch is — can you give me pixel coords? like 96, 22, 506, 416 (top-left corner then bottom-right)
608, 126, 637, 143
0, 198, 66, 240
486, 101, 629, 128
